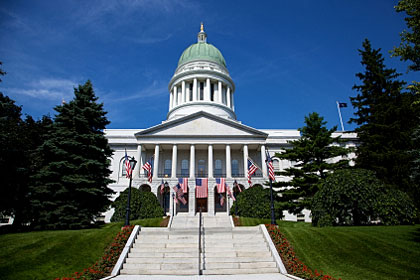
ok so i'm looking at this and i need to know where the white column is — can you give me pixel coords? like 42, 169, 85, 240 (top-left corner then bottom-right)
189, 186, 195, 216
261, 144, 267, 177
181, 81, 186, 104
153, 144, 160, 179
171, 144, 177, 178
218, 81, 222, 103
243, 144, 248, 178
134, 144, 142, 178
169, 91, 173, 110
226, 144, 231, 178
173, 86, 178, 106
208, 144, 213, 178
190, 144, 195, 178
208, 180, 215, 216
169, 187, 174, 216
231, 90, 235, 111
227, 86, 231, 108
205, 78, 210, 101
193, 78, 197, 101
186, 82, 190, 102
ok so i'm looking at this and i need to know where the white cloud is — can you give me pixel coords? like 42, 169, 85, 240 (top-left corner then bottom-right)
2, 78, 78, 101
105, 80, 167, 102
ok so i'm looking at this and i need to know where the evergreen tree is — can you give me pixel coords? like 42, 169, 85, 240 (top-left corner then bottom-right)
391, 0, 420, 72
350, 39, 418, 199
273, 112, 349, 215
31, 81, 114, 229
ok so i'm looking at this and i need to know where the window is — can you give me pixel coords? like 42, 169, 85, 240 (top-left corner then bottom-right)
164, 159, 171, 177
273, 158, 281, 171
121, 159, 128, 177
181, 159, 189, 177
210, 83, 215, 101
222, 87, 227, 104
231, 159, 239, 176
198, 160, 206, 176
199, 82, 204, 100
189, 83, 193, 101
214, 159, 222, 177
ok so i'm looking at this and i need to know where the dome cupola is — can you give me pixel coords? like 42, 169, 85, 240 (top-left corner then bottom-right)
167, 24, 236, 121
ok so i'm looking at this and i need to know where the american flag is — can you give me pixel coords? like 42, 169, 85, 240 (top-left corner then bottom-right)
141, 155, 154, 183
338, 102, 348, 108
124, 149, 132, 178
233, 180, 242, 192
266, 151, 276, 182
160, 180, 165, 195
247, 158, 258, 186
219, 193, 225, 206
195, 178, 208, 198
216, 178, 226, 193
227, 186, 236, 201
178, 178, 188, 193
173, 184, 187, 205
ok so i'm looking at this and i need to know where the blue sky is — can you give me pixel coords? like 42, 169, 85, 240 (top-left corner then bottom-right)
0, 0, 417, 131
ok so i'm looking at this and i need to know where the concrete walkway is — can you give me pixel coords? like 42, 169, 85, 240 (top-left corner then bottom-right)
111, 273, 296, 280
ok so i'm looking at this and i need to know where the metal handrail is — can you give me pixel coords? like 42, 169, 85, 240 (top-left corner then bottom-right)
198, 208, 203, 275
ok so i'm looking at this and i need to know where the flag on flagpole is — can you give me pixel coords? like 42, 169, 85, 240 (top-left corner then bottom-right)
233, 180, 242, 192
141, 155, 154, 183
173, 184, 187, 205
338, 102, 348, 108
247, 158, 258, 186
160, 180, 165, 195
266, 151, 276, 182
219, 193, 225, 206
124, 149, 133, 178
227, 186, 236, 201
216, 178, 226, 193
195, 178, 208, 198
178, 178, 188, 193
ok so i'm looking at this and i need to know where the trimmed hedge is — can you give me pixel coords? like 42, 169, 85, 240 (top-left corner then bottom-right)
230, 185, 284, 219
111, 188, 163, 222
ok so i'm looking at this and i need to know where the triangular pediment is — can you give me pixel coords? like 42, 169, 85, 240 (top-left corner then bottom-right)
135, 111, 267, 138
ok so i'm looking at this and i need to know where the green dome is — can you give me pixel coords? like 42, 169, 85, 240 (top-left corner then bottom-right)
178, 42, 226, 68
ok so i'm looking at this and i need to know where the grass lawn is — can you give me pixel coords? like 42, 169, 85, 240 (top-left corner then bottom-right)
238, 217, 420, 280
0, 217, 165, 280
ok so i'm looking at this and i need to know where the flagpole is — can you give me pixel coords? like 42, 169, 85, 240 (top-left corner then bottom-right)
336, 101, 345, 132
266, 153, 276, 225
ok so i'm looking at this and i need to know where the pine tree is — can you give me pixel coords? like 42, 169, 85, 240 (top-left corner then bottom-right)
31, 81, 114, 229
273, 112, 349, 215
350, 39, 417, 197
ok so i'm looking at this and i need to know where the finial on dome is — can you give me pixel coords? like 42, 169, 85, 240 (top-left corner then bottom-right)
198, 22, 207, 43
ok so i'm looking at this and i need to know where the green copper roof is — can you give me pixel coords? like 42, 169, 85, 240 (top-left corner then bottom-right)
178, 42, 226, 68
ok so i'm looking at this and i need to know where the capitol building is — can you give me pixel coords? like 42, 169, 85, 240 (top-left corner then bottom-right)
104, 25, 356, 222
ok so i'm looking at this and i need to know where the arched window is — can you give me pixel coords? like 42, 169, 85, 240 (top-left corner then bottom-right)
121, 158, 128, 177
189, 83, 193, 101
222, 87, 227, 104
181, 159, 189, 177
164, 159, 171, 177
198, 159, 206, 177
210, 83, 215, 101
214, 159, 222, 177
199, 82, 204, 100
231, 159, 239, 177
273, 158, 281, 171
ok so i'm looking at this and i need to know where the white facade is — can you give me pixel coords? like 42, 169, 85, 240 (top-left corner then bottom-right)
104, 26, 357, 223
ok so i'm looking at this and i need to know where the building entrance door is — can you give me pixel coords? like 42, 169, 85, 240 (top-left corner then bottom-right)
196, 198, 207, 212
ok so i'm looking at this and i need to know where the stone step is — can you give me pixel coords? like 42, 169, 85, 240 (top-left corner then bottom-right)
123, 263, 198, 270
203, 241, 267, 247
203, 268, 279, 275
204, 261, 277, 269
205, 251, 272, 258
204, 256, 275, 263
125, 257, 197, 264
131, 247, 199, 253
128, 251, 198, 258
204, 246, 268, 253
120, 269, 197, 275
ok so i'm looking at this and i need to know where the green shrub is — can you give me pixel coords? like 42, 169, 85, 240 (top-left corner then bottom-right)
230, 185, 283, 219
312, 168, 417, 226
111, 188, 163, 222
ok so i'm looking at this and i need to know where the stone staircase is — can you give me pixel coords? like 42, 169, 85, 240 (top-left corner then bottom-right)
119, 215, 279, 275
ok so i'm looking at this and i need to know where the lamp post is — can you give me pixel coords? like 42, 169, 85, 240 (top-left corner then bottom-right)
125, 157, 137, 227
163, 181, 169, 216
